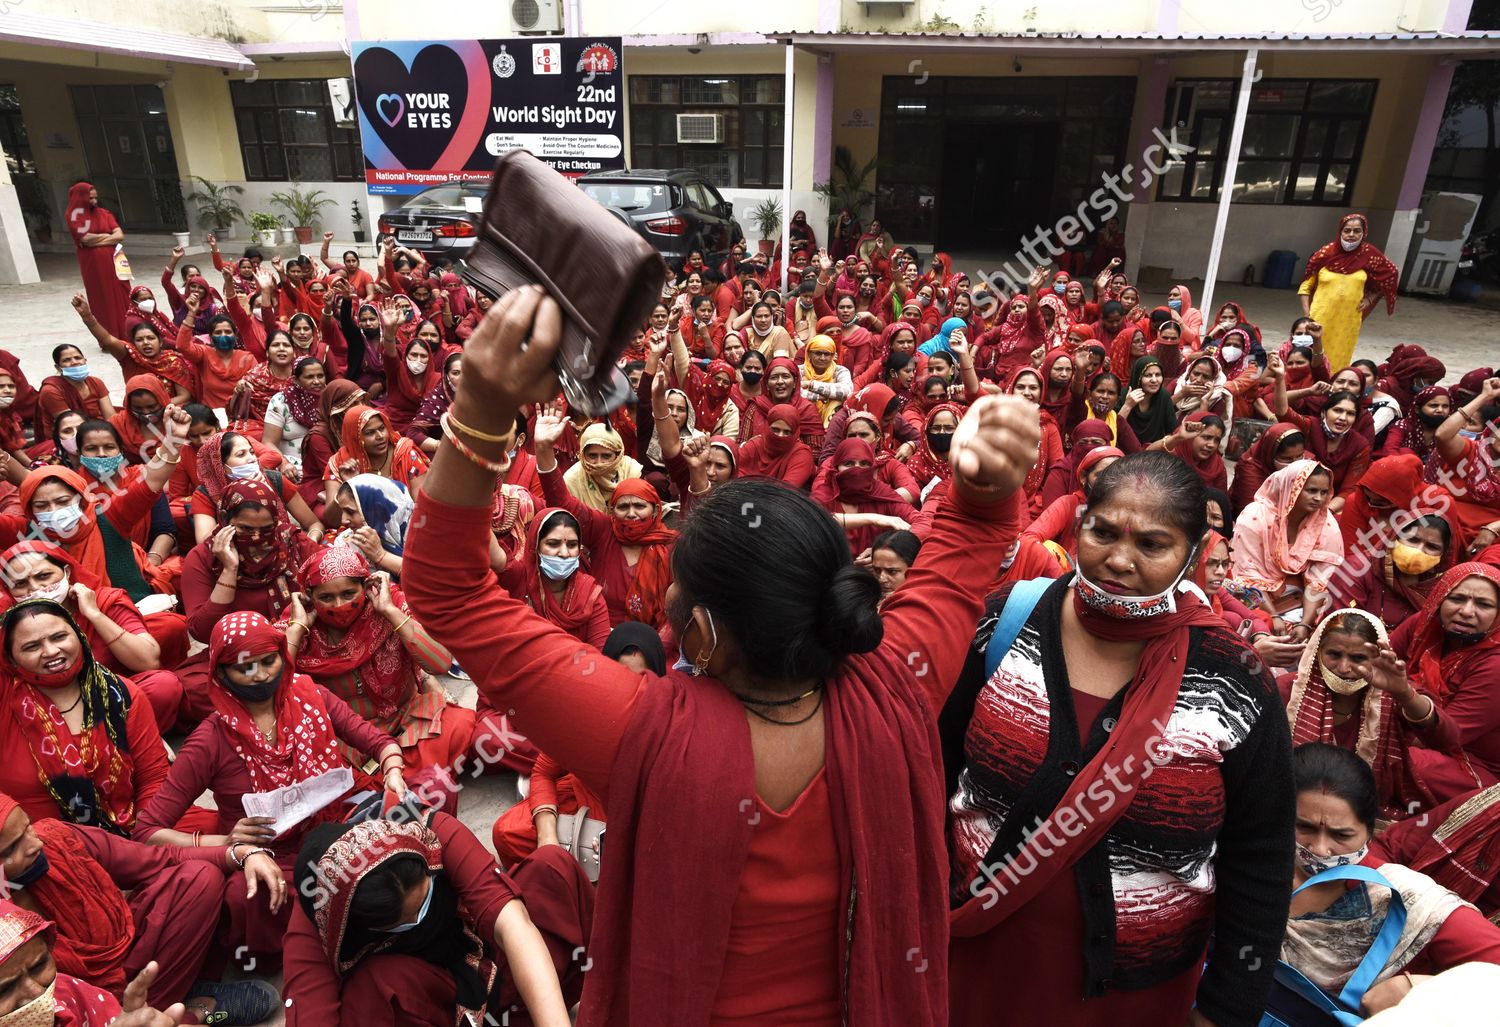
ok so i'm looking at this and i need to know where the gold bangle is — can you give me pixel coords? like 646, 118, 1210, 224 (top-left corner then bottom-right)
446, 408, 516, 446
441, 413, 510, 474
687, 482, 711, 496
391, 613, 413, 634
530, 804, 559, 821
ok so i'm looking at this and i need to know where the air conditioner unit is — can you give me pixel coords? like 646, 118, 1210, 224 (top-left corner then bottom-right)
509, 0, 562, 34
676, 113, 725, 144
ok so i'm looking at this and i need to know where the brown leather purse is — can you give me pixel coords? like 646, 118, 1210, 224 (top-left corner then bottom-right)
463, 151, 667, 415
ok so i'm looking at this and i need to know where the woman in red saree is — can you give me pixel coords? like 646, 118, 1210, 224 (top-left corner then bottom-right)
1004, 367, 1065, 517
377, 311, 443, 434
1390, 562, 1500, 801
1379, 385, 1450, 461
36, 345, 113, 446
230, 330, 298, 424
975, 290, 1047, 381
303, 380, 364, 510
1271, 363, 1371, 501
73, 294, 196, 403
1161, 410, 1228, 490
498, 507, 610, 648
107, 375, 172, 465
1429, 376, 1500, 550
1372, 782, 1500, 919
324, 405, 429, 498
1280, 607, 1459, 821
1023, 444, 1122, 556
736, 403, 815, 489
746, 357, 824, 449
65, 182, 130, 340
1330, 509, 1457, 630
283, 547, 471, 775
904, 401, 962, 498
812, 438, 915, 556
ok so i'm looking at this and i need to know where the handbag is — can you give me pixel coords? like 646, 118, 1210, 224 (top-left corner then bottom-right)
1259, 864, 1409, 1027
554, 805, 605, 883
463, 150, 666, 416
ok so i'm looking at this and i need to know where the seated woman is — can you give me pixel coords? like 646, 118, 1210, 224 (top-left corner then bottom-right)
537, 412, 676, 630
1192, 528, 1267, 636
1118, 354, 1178, 447
403, 351, 462, 456
1281, 743, 1500, 1018
499, 508, 610, 649
0, 599, 171, 834
1371, 782, 1500, 921
332, 473, 412, 577
1331, 512, 1456, 630
736, 403, 815, 489
323, 405, 430, 507
491, 622, 665, 866
903, 403, 963, 501
1231, 422, 1306, 514
1, 542, 185, 733
811, 438, 914, 557
173, 295, 258, 411
262, 356, 327, 479
283, 548, 472, 775
1004, 368, 1066, 516
135, 611, 411, 971
0, 791, 281, 1022
563, 422, 641, 512
1430, 376, 1500, 552
70, 419, 178, 576
866, 528, 921, 604
841, 410, 918, 502
229, 329, 298, 425
177, 480, 321, 722
745, 357, 823, 449
1170, 352, 1235, 426
1391, 563, 1500, 802
1232, 460, 1343, 641
376, 311, 442, 434
1281, 609, 1460, 820
35, 344, 113, 445
1039, 418, 1111, 504
1021, 445, 1122, 556
41, 410, 85, 469
1204, 488, 1233, 535
1156, 411, 1227, 489
106, 376, 172, 466
1378, 385, 1450, 461
801, 335, 852, 425
1079, 370, 1141, 454
284, 814, 590, 1027
1271, 358, 1370, 508
302, 380, 365, 510
190, 431, 324, 545
73, 293, 195, 404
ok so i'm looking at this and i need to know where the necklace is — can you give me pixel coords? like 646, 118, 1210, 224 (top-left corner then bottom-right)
54, 692, 83, 716
729, 682, 823, 708
744, 689, 825, 726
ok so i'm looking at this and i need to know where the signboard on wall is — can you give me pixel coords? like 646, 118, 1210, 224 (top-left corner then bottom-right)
350, 37, 624, 195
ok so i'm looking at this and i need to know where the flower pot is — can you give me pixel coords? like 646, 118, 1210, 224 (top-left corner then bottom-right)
757, 239, 776, 256
295, 226, 314, 244
172, 231, 190, 248
255, 229, 278, 247
279, 227, 297, 245
353, 229, 367, 243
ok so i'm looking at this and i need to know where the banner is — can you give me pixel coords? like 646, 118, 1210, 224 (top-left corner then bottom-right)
350, 37, 624, 195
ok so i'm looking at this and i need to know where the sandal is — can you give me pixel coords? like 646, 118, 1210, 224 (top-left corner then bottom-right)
186, 979, 280, 1027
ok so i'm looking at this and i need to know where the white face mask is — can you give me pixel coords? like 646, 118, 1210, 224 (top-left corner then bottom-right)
1340, 238, 1360, 252
27, 571, 70, 605
1220, 345, 1244, 364
407, 357, 429, 377
1291, 333, 1314, 348
228, 462, 261, 481
1296, 840, 1369, 878
35, 501, 84, 537
137, 298, 156, 314
0, 396, 13, 410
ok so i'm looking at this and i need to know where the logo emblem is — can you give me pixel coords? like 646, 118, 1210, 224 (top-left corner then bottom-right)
533, 43, 561, 75
492, 46, 516, 79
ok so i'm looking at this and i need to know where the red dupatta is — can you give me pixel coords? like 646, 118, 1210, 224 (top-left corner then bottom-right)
1406, 783, 1500, 906
518, 508, 606, 635
1400, 562, 1500, 702
108, 375, 171, 461
1302, 213, 1399, 316
749, 358, 823, 440
610, 480, 677, 628
1177, 409, 1227, 486
737, 403, 811, 482
17, 468, 109, 585
905, 402, 962, 489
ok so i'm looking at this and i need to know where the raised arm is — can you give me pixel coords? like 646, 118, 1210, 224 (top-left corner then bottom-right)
71, 293, 129, 362
1438, 377, 1500, 465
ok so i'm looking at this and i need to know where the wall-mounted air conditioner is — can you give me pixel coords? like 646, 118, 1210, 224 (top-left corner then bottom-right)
509, 0, 562, 34
676, 113, 725, 144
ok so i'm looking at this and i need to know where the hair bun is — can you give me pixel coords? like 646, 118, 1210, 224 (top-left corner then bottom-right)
821, 565, 884, 657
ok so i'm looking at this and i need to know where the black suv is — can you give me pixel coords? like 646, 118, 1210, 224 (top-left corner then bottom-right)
577, 169, 744, 270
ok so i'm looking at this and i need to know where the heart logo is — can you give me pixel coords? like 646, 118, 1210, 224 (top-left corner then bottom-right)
376, 93, 405, 127
354, 41, 492, 175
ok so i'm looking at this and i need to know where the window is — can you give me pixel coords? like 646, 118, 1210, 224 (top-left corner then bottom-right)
68, 84, 185, 231
628, 75, 784, 188
230, 79, 362, 182
1157, 78, 1375, 205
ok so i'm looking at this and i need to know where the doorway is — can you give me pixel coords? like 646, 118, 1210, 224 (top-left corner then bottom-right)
936, 121, 1060, 252
68, 84, 184, 233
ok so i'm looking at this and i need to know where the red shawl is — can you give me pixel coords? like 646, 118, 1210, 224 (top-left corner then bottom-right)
691, 359, 737, 430
610, 479, 677, 628
207, 611, 350, 801
1232, 422, 1305, 513
1004, 367, 1055, 501
517, 507, 606, 635
1108, 322, 1148, 381
1177, 409, 1228, 488
844, 383, 901, 450
122, 324, 196, 398
905, 402, 963, 490
109, 375, 171, 462
737, 404, 813, 482
18, 468, 109, 585
951, 583, 1224, 935
1378, 344, 1446, 413
292, 547, 415, 720
1336, 453, 1440, 556
237, 360, 293, 423
1302, 213, 1399, 316
1399, 562, 1500, 703
1406, 783, 1500, 907
748, 358, 823, 440
1037, 349, 1076, 427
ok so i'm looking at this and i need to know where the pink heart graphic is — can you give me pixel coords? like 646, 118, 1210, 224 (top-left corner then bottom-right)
377, 93, 405, 128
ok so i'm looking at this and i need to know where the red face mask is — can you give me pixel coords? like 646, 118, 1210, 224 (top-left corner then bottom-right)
613, 511, 659, 544
836, 465, 876, 496
315, 589, 366, 628
14, 648, 81, 689
764, 431, 795, 457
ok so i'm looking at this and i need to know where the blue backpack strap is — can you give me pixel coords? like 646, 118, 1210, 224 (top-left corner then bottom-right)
1292, 864, 1409, 1014
984, 577, 1053, 680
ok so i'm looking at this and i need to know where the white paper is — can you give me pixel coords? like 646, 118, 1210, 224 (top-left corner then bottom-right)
242, 767, 355, 837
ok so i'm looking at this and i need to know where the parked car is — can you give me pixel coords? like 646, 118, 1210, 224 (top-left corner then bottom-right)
375, 183, 489, 262
576, 169, 744, 271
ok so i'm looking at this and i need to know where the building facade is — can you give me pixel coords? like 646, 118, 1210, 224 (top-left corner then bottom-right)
0, 0, 1497, 291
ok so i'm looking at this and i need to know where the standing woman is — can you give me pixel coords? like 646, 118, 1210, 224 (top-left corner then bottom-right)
65, 182, 130, 339
403, 285, 1043, 1025
943, 451, 1293, 1026
1298, 213, 1399, 370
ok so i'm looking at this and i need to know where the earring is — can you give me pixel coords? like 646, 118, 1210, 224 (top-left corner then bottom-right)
694, 607, 718, 673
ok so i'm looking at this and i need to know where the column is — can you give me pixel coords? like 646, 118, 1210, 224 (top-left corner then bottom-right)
0, 135, 41, 286
1383, 58, 1459, 276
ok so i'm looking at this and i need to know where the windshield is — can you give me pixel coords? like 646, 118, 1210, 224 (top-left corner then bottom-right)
579, 182, 670, 214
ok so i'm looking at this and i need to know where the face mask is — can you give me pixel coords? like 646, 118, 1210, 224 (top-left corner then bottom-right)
8, 851, 49, 888
1389, 542, 1441, 577
740, 370, 763, 387
407, 357, 429, 377
1296, 840, 1368, 878
383, 874, 436, 933
222, 665, 282, 703
315, 591, 366, 628
80, 454, 125, 480
27, 572, 70, 605
1219, 345, 1243, 364
1007, 308, 1026, 324
915, 295, 931, 308
1461, 428, 1482, 440
0, 396, 13, 410
1340, 239, 1360, 253
59, 436, 77, 456
1323, 418, 1351, 440
35, 502, 84, 537
136, 299, 156, 314
1072, 547, 1196, 621
15, 648, 81, 689
926, 430, 953, 455
361, 325, 381, 340
228, 462, 261, 481
0, 977, 54, 1027
1417, 411, 1448, 429
1053, 283, 1066, 294
1162, 298, 1180, 312
211, 334, 236, 351
60, 364, 90, 382
836, 465, 875, 494
1319, 662, 1369, 696
1290, 333, 1315, 349
539, 554, 579, 581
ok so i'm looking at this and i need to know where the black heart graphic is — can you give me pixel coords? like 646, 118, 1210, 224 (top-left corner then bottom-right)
354, 45, 470, 172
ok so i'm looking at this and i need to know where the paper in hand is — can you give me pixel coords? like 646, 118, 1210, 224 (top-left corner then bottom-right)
242, 767, 355, 837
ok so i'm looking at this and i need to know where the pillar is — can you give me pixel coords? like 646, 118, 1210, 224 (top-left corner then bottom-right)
0, 135, 41, 286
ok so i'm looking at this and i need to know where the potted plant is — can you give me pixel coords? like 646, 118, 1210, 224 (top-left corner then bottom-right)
189, 176, 245, 241
277, 217, 297, 246
350, 199, 366, 243
813, 144, 878, 239
270, 185, 337, 244
751, 197, 782, 257
248, 211, 281, 247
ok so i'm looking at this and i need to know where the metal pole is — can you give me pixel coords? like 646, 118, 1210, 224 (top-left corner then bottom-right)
781, 41, 794, 297
1199, 47, 1258, 320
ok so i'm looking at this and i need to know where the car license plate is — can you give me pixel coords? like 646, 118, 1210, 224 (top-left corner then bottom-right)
398, 230, 433, 244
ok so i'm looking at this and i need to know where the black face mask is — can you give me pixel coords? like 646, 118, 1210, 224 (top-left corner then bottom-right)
926, 430, 954, 455
221, 666, 283, 703
1446, 628, 1489, 647
361, 326, 381, 341
9, 851, 48, 888
1417, 411, 1449, 429
740, 370, 763, 386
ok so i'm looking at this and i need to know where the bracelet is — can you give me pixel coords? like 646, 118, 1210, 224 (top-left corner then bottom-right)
284, 621, 308, 637
234, 846, 273, 870
652, 412, 673, 421
687, 481, 711, 496
530, 804, 559, 821
446, 408, 516, 446
380, 753, 404, 771
193, 831, 201, 846
104, 630, 126, 646
441, 413, 511, 474
391, 613, 414, 634
215, 575, 237, 589
1400, 694, 1438, 726
152, 451, 181, 466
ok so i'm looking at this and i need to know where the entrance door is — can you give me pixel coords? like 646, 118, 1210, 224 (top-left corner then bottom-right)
70, 84, 184, 232
936, 121, 1060, 252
